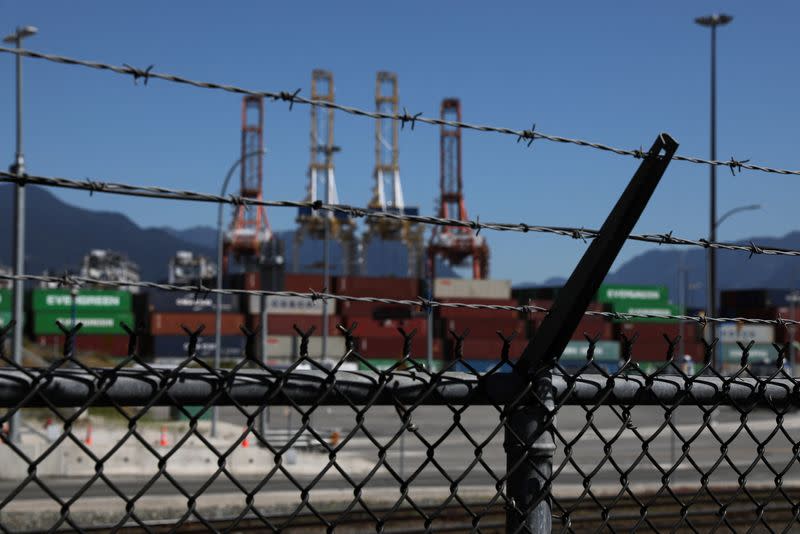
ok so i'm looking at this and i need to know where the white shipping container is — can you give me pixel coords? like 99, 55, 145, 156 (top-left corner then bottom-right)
263, 335, 346, 358
248, 295, 325, 316
433, 278, 511, 300
717, 323, 774, 344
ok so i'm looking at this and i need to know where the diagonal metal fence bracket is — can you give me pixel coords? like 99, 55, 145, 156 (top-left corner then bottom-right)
505, 133, 679, 533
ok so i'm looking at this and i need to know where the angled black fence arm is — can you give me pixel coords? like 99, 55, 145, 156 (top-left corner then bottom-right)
504, 133, 679, 533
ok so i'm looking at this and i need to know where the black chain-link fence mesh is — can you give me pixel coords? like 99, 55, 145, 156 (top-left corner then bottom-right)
1, 320, 799, 532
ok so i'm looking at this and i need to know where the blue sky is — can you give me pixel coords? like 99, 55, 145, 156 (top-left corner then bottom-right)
1, 1, 799, 285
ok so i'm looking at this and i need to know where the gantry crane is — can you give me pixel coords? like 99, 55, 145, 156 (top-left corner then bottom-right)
362, 72, 424, 277
428, 98, 489, 279
223, 95, 272, 274
293, 70, 358, 274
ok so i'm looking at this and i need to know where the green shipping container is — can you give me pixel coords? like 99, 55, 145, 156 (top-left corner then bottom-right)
611, 302, 682, 323
559, 340, 620, 363
0, 289, 10, 311
32, 289, 132, 312
0, 311, 11, 328
597, 284, 669, 305
33, 312, 134, 335
719, 343, 777, 364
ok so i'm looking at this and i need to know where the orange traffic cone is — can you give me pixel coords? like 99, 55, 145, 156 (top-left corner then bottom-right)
84, 422, 93, 446
241, 427, 250, 448
159, 425, 169, 447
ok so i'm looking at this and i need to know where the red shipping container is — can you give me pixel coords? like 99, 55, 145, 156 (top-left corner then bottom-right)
36, 334, 130, 357
335, 276, 420, 300
615, 322, 702, 344
443, 336, 521, 360
257, 314, 342, 336
150, 312, 245, 336
346, 318, 427, 338
357, 337, 442, 359
625, 340, 705, 363
439, 298, 520, 320
284, 273, 325, 293
442, 317, 528, 339
338, 300, 418, 319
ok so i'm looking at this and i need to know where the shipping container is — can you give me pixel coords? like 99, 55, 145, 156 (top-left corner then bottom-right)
336, 276, 420, 300
559, 340, 620, 363
439, 298, 519, 319
717, 322, 774, 344
721, 289, 794, 311
34, 312, 134, 335
32, 289, 132, 312
265, 335, 346, 358
615, 322, 703, 344
718, 343, 778, 365
346, 318, 427, 339
151, 335, 246, 358
442, 336, 518, 360
610, 302, 682, 323
558, 361, 619, 375
254, 314, 342, 336
622, 340, 705, 362
358, 358, 444, 372
453, 360, 514, 374
596, 284, 669, 305
36, 334, 130, 357
0, 311, 10, 328
433, 278, 511, 300
150, 312, 245, 336
441, 318, 527, 339
282, 273, 323, 293
529, 314, 612, 341
357, 337, 442, 359
247, 294, 324, 316
337, 300, 419, 320
147, 292, 240, 313
0, 289, 10, 311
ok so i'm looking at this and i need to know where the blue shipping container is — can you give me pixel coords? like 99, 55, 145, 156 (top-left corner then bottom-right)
147, 292, 240, 313
152, 335, 245, 358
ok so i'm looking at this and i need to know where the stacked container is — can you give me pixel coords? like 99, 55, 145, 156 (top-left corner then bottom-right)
435, 278, 518, 367
335, 275, 438, 362
0, 289, 9, 328
148, 292, 245, 360
32, 288, 134, 357
248, 273, 344, 364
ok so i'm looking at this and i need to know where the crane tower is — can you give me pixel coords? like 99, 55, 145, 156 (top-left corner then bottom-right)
362, 72, 424, 277
223, 95, 272, 273
428, 98, 489, 279
293, 70, 357, 274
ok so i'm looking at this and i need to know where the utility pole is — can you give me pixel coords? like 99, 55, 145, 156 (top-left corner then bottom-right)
4, 25, 38, 445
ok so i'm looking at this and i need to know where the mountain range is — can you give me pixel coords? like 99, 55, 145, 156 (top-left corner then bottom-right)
0, 186, 454, 281
1, 185, 795, 303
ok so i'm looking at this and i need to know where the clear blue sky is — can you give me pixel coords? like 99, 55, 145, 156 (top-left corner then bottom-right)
2, 1, 799, 285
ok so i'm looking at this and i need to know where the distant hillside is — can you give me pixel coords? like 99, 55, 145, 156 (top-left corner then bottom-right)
0, 186, 456, 282
0, 185, 215, 281
517, 233, 800, 308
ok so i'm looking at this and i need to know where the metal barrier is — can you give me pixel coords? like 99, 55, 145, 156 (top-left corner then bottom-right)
1, 324, 799, 532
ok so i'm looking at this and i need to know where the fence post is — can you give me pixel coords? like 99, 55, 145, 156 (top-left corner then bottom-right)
504, 367, 555, 533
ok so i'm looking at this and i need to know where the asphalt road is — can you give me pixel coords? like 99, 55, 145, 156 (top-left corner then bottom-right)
3, 404, 797, 503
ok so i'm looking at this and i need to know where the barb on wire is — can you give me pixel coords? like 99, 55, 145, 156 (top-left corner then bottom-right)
2, 171, 799, 259
0, 271, 794, 328
2, 46, 800, 178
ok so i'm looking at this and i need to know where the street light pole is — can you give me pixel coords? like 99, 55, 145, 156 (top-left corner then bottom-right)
4, 25, 38, 445
695, 13, 732, 371
214, 149, 264, 438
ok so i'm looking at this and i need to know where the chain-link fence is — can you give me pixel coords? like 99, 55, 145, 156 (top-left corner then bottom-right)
1, 321, 799, 532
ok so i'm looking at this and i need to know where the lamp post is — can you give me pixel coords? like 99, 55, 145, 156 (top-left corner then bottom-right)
695, 13, 733, 370
4, 25, 38, 445
213, 149, 265, 438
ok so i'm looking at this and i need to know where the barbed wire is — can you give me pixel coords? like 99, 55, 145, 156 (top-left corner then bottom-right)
1, 46, 799, 177
1, 171, 797, 259
1, 271, 796, 328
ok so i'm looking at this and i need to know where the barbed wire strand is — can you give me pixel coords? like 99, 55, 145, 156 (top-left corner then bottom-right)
1, 272, 795, 328
0, 46, 798, 178
1, 171, 796, 259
